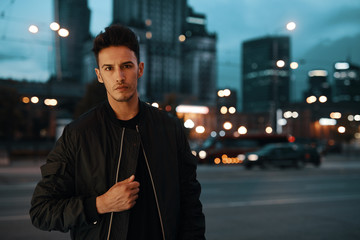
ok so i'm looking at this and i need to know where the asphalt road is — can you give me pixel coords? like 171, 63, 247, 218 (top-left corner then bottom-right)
0, 154, 359, 240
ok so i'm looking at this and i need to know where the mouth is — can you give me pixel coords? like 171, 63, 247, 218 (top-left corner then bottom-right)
115, 85, 128, 91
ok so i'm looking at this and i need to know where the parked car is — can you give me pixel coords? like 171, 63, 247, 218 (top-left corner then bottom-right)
294, 143, 322, 167
243, 143, 305, 169
195, 134, 291, 164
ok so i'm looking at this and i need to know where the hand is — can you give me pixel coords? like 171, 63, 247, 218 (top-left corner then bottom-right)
96, 175, 140, 214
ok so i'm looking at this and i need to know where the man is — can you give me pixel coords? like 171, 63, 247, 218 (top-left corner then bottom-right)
30, 25, 206, 240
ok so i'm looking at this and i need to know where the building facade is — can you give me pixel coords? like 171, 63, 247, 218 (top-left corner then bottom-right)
112, 0, 217, 105
303, 70, 332, 101
181, 7, 217, 105
242, 36, 291, 113
332, 62, 360, 103
55, 0, 91, 83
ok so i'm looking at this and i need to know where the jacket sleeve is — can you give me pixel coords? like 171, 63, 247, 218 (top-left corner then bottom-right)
176, 120, 206, 240
29, 125, 94, 232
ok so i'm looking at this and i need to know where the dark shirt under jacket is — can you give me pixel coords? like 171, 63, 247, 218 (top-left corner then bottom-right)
117, 114, 162, 240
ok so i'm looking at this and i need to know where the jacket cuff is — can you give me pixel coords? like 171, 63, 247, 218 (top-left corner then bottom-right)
84, 196, 100, 225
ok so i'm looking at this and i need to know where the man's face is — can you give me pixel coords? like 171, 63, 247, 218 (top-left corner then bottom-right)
95, 46, 144, 103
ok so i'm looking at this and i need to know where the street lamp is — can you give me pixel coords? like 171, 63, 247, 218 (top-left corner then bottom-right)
290, 62, 299, 69
50, 22, 60, 31
28, 25, 39, 34
286, 22, 296, 31
28, 22, 69, 83
338, 126, 346, 134
238, 126, 247, 135
223, 122, 232, 130
270, 21, 296, 134
58, 28, 69, 38
319, 96, 328, 103
29, 22, 69, 38
276, 60, 285, 68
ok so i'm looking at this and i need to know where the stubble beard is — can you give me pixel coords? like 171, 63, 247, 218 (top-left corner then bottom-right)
110, 90, 136, 103
117, 93, 135, 102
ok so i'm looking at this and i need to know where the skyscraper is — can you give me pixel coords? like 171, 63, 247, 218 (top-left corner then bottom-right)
112, 0, 217, 105
242, 36, 291, 113
303, 70, 331, 101
55, 0, 91, 83
181, 7, 217, 105
113, 0, 185, 102
332, 62, 360, 103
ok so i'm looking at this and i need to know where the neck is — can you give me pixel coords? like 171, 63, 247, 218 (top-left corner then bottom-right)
108, 95, 139, 121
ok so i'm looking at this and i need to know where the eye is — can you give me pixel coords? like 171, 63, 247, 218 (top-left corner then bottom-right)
104, 66, 113, 71
121, 64, 132, 70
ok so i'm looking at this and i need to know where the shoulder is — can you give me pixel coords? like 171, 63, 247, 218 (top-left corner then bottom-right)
140, 101, 180, 126
66, 102, 106, 133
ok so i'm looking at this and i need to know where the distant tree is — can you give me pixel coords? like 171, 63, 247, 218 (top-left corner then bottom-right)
74, 80, 106, 118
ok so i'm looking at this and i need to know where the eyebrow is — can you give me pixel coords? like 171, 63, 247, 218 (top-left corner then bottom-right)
101, 61, 134, 69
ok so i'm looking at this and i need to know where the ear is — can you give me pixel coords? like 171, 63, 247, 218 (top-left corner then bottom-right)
95, 68, 103, 83
138, 62, 144, 79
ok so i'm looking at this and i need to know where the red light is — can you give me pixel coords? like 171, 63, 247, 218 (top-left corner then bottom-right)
288, 136, 296, 143
165, 105, 172, 111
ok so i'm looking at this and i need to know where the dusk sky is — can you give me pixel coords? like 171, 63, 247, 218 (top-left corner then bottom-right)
0, 0, 359, 102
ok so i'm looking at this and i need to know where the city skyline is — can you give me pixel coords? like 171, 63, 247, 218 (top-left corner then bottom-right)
0, 0, 359, 103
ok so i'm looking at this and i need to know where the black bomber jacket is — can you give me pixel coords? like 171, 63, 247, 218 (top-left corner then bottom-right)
29, 100, 206, 240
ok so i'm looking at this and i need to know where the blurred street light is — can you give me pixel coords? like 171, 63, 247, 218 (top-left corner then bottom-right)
319, 95, 328, 103
220, 106, 227, 114
44, 98, 58, 106
184, 119, 195, 129
306, 95, 317, 104
338, 126, 346, 134
276, 60, 285, 68
58, 28, 69, 37
50, 22, 60, 31
330, 112, 341, 119
223, 121, 232, 130
217, 90, 225, 97
195, 126, 205, 134
29, 22, 69, 38
286, 21, 296, 31
284, 111, 292, 119
319, 118, 337, 126
228, 107, 236, 114
178, 34, 186, 42
238, 126, 247, 135
265, 126, 273, 134
290, 62, 299, 69
146, 31, 152, 39
22, 96, 30, 104
223, 89, 231, 97
28, 25, 39, 33
31, 96, 39, 104
278, 118, 287, 126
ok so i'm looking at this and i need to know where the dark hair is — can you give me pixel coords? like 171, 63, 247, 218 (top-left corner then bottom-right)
92, 24, 140, 65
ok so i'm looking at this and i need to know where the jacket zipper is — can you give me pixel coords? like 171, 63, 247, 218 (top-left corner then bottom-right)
106, 127, 125, 240
136, 125, 166, 240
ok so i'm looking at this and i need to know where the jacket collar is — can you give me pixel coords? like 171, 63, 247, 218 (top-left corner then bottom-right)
103, 98, 148, 127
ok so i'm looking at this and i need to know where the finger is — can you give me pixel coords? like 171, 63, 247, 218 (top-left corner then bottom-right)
130, 187, 140, 195
118, 175, 135, 184
127, 175, 135, 183
128, 181, 140, 188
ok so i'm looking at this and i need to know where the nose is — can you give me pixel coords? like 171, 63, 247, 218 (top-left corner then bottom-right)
115, 68, 125, 82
